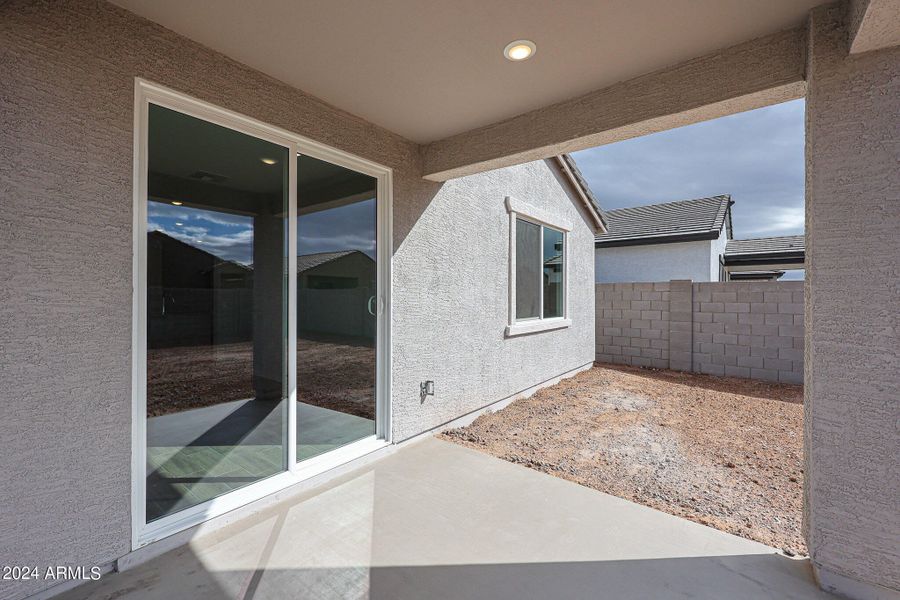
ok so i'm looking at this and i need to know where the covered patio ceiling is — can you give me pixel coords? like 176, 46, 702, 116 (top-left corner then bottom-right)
111, 0, 823, 144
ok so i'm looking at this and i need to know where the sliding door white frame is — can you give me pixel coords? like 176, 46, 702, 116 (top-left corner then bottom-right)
131, 78, 392, 549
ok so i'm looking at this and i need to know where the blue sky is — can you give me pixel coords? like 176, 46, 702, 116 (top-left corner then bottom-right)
571, 99, 806, 240
149, 201, 255, 264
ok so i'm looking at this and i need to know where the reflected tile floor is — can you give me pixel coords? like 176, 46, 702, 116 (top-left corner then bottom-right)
69, 438, 834, 600
147, 400, 373, 521
297, 401, 374, 461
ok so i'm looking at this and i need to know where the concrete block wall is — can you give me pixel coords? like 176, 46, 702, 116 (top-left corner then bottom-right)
595, 282, 672, 369
692, 282, 804, 384
596, 280, 804, 384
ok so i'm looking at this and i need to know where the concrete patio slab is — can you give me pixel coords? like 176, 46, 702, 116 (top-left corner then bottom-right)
61, 437, 833, 600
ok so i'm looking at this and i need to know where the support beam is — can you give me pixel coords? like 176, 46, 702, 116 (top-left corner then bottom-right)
422, 27, 807, 182
805, 4, 900, 598
252, 210, 286, 402
849, 0, 900, 54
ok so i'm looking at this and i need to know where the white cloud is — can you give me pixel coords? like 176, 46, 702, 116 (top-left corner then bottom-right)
149, 224, 255, 264
180, 225, 209, 236
192, 212, 252, 228
744, 205, 805, 237
148, 200, 251, 228
200, 228, 254, 250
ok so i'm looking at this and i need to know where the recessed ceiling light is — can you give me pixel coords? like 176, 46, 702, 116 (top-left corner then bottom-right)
171, 201, 183, 206
175, 222, 183, 226
260, 157, 278, 165
504, 39, 536, 61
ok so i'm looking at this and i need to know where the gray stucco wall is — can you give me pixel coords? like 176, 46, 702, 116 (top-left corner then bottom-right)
595, 239, 717, 283
392, 161, 596, 441
804, 4, 900, 595
0, 3, 594, 599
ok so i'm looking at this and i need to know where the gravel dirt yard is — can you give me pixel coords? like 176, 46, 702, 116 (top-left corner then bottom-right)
441, 363, 806, 556
147, 334, 375, 418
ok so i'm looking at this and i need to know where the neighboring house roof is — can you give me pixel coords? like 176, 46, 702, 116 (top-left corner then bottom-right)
296, 250, 372, 273
210, 259, 253, 272
728, 270, 786, 281
595, 195, 733, 247
723, 235, 805, 267
555, 154, 608, 232
724, 235, 805, 258
149, 229, 249, 269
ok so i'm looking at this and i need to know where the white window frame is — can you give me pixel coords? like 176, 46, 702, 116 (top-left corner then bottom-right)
131, 79, 393, 549
505, 196, 572, 337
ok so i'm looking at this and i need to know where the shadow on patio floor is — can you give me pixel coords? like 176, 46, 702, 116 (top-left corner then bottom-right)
59, 438, 831, 600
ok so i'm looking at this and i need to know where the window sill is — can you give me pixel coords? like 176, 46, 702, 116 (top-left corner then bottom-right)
505, 318, 571, 337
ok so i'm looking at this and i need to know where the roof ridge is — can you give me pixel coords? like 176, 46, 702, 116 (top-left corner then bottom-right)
713, 195, 734, 236
297, 249, 356, 257
556, 154, 607, 231
604, 194, 731, 215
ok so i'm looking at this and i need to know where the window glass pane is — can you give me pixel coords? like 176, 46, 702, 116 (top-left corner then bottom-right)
145, 104, 288, 522
296, 154, 377, 462
515, 218, 541, 320
543, 227, 564, 318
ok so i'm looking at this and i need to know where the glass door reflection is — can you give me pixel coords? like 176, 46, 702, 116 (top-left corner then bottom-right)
296, 154, 377, 461
145, 105, 288, 522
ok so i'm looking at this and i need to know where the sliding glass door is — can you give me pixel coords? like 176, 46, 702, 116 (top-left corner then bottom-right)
296, 155, 377, 461
139, 91, 385, 531
145, 105, 289, 522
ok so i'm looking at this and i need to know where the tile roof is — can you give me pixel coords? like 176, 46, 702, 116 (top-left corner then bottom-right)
296, 250, 367, 273
595, 195, 733, 246
724, 235, 805, 257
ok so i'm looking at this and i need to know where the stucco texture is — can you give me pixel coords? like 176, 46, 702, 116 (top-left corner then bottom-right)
391, 160, 596, 441
0, 2, 594, 598
804, 3, 900, 594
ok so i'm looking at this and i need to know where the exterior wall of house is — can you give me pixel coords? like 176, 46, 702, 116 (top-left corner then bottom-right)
391, 160, 596, 441
595, 239, 716, 283
804, 4, 900, 597
0, 3, 594, 598
709, 228, 728, 281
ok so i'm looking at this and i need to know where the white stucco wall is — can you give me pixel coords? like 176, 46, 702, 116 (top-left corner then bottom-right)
595, 238, 719, 283
709, 229, 728, 281
392, 159, 597, 441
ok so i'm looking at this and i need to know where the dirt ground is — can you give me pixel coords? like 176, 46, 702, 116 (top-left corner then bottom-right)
147, 334, 375, 419
441, 363, 806, 556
